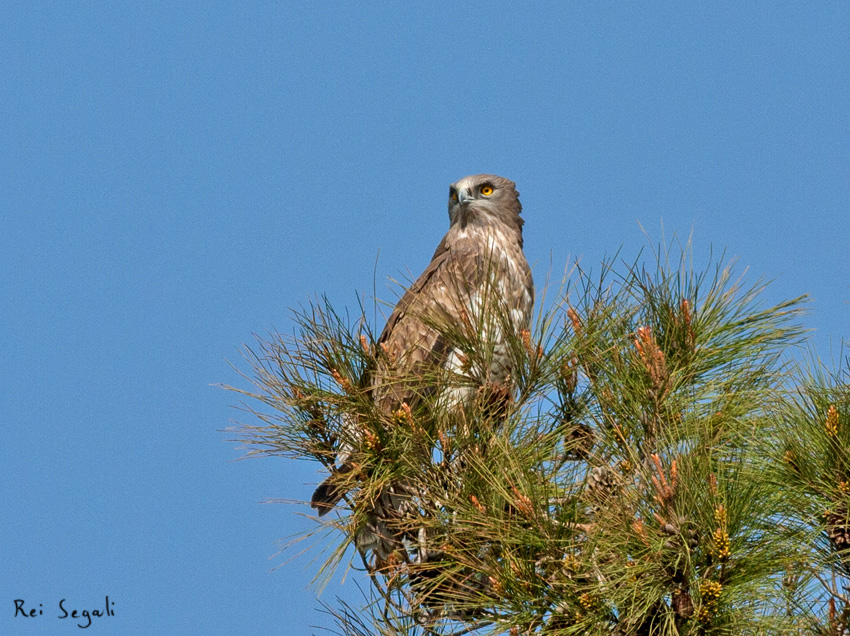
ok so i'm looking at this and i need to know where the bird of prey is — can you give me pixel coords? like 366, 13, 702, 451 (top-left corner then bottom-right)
311, 174, 533, 560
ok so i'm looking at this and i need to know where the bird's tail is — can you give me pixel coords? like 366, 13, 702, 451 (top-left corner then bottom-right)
310, 463, 353, 516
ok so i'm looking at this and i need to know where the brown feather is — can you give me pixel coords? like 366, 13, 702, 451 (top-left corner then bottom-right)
311, 174, 533, 520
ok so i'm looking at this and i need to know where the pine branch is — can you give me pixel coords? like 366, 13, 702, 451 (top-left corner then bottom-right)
226, 242, 824, 635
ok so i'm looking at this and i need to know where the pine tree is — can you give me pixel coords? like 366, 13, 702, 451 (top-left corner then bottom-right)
228, 243, 850, 635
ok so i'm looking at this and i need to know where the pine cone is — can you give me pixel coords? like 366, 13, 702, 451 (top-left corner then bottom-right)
672, 587, 694, 620
825, 506, 850, 554
564, 422, 595, 459
585, 465, 620, 512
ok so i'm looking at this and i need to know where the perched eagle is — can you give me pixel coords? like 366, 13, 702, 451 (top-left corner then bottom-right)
311, 174, 533, 558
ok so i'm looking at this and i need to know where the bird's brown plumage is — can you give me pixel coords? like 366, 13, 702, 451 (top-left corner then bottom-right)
311, 175, 533, 532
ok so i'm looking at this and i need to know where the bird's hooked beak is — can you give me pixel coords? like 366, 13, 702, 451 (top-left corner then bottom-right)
457, 189, 472, 205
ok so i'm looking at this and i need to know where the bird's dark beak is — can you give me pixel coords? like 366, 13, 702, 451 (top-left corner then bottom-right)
458, 190, 472, 205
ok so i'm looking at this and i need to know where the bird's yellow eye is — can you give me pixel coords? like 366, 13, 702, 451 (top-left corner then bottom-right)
449, 189, 458, 202
480, 185, 494, 196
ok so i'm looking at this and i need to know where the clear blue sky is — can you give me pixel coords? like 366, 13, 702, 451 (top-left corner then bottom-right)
1, 3, 848, 634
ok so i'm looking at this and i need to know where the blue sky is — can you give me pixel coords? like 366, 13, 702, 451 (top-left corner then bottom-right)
1, 3, 848, 634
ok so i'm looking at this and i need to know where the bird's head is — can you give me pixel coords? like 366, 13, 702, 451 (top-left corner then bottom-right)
448, 174, 523, 232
